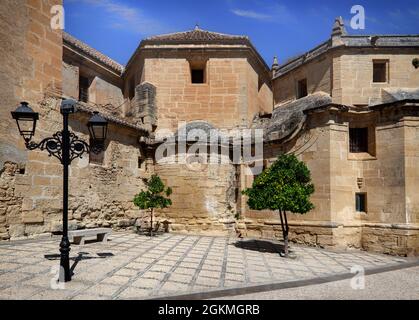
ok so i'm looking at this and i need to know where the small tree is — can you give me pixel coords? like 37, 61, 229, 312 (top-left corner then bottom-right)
242, 154, 314, 257
133, 174, 172, 236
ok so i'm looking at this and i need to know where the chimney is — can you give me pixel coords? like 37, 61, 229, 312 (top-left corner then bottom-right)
331, 16, 347, 46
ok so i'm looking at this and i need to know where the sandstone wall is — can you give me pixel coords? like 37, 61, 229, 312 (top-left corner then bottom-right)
0, 0, 62, 168
154, 161, 237, 235
258, 82, 273, 115
143, 57, 247, 131
89, 76, 125, 111
238, 109, 419, 256
0, 0, 63, 239
246, 64, 273, 123
0, 163, 25, 239
62, 61, 125, 117
332, 48, 419, 105
273, 47, 419, 107
239, 112, 335, 245
272, 54, 332, 106
404, 119, 419, 225
140, 54, 271, 132
62, 61, 79, 99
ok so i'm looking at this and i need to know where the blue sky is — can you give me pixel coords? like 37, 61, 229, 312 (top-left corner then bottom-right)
65, 0, 419, 66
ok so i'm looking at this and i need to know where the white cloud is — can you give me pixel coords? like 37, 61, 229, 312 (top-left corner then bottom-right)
388, 9, 403, 19
231, 9, 272, 20
68, 0, 168, 35
231, 3, 296, 24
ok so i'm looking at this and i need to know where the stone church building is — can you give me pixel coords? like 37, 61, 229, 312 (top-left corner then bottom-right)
1, 1, 418, 256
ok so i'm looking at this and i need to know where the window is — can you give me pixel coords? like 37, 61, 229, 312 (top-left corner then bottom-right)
189, 60, 206, 84
79, 76, 90, 103
297, 78, 308, 99
349, 127, 368, 153
191, 69, 204, 83
355, 193, 367, 212
373, 60, 388, 83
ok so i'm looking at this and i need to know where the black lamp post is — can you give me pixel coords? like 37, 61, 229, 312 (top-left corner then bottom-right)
11, 100, 108, 282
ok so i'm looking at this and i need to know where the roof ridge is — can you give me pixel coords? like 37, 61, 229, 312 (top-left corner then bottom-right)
145, 29, 191, 40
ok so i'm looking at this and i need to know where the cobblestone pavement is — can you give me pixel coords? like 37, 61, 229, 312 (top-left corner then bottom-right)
0, 232, 414, 300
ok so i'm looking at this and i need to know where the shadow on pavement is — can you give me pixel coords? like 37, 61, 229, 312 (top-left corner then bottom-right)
44, 251, 114, 275
233, 239, 286, 254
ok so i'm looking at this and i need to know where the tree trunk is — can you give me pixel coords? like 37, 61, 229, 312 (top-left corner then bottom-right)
283, 210, 289, 257
150, 208, 153, 237
279, 209, 290, 258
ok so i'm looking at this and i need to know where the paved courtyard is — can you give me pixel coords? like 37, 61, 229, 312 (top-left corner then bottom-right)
0, 231, 416, 300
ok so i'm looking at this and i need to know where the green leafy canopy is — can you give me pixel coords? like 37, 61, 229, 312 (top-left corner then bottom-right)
242, 154, 315, 214
133, 174, 172, 210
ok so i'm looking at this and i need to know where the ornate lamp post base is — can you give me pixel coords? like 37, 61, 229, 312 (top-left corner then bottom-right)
60, 236, 72, 281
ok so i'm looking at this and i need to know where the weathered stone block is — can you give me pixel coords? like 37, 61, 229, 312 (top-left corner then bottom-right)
22, 211, 44, 224
25, 224, 48, 235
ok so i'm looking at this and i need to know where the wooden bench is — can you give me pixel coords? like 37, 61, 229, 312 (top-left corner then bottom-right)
68, 228, 111, 245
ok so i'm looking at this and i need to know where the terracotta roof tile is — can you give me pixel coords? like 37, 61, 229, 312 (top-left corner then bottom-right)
144, 27, 248, 43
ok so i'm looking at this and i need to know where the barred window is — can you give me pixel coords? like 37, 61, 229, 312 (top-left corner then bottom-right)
349, 128, 368, 153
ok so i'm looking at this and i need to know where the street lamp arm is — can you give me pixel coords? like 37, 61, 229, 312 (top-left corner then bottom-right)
26, 131, 64, 163
68, 132, 90, 163
26, 131, 92, 165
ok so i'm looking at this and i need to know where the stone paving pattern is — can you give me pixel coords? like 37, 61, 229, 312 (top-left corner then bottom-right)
0, 232, 410, 300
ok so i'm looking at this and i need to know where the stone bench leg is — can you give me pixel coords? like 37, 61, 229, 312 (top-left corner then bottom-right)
73, 236, 85, 245
97, 233, 108, 243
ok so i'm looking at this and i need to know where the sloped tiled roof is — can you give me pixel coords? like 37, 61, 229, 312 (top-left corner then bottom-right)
143, 26, 248, 43
63, 32, 124, 74
255, 92, 334, 142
